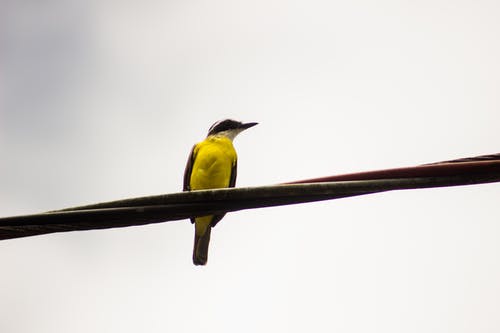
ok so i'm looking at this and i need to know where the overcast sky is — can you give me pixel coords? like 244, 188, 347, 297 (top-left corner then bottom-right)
1, 0, 500, 332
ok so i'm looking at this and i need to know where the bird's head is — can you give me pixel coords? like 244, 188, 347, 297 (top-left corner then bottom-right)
207, 119, 258, 140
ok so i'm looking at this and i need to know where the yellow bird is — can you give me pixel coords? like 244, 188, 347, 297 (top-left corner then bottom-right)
183, 119, 258, 265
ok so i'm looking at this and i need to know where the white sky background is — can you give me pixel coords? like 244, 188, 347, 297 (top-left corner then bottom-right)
1, 0, 500, 332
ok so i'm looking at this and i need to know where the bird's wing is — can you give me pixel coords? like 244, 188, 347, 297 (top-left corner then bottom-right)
183, 144, 197, 192
184, 145, 198, 224
229, 159, 237, 188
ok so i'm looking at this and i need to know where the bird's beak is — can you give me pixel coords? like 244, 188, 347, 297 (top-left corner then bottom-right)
240, 122, 258, 130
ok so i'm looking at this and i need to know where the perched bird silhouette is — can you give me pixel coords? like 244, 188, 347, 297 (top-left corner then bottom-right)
183, 119, 258, 265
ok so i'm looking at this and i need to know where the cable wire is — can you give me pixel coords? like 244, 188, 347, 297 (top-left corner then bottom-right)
1, 153, 499, 240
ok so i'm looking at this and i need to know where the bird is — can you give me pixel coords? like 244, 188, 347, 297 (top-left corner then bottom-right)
183, 119, 258, 265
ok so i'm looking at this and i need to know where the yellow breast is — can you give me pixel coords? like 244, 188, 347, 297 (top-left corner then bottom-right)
190, 136, 237, 190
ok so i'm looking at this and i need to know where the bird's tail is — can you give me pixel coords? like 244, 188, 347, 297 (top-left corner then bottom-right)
193, 227, 211, 265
